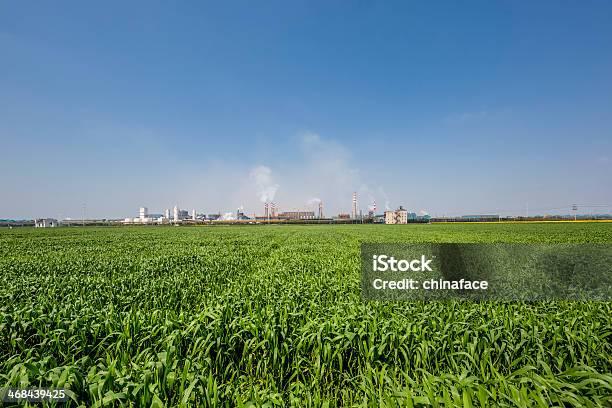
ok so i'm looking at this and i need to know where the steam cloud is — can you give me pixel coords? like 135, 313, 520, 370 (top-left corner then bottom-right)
220, 212, 235, 221
164, 132, 415, 217
307, 197, 321, 207
249, 165, 279, 203
379, 187, 391, 211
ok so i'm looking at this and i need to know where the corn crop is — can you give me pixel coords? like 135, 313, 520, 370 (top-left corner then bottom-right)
0, 223, 611, 407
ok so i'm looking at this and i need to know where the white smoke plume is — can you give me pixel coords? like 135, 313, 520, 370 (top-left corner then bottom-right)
166, 133, 385, 217
307, 197, 321, 208
249, 165, 279, 203
220, 212, 235, 220
378, 187, 391, 210
361, 189, 377, 212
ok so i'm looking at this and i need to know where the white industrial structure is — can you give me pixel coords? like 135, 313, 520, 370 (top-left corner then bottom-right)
122, 204, 245, 225
385, 206, 408, 224
351, 192, 358, 219
35, 218, 58, 228
123, 206, 169, 224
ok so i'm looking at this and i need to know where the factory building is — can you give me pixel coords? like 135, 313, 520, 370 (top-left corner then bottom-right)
461, 214, 499, 221
35, 218, 58, 228
385, 206, 408, 224
169, 206, 190, 222
236, 209, 251, 220
122, 205, 206, 225
278, 211, 315, 220
123, 206, 168, 224
372, 214, 385, 223
123, 206, 162, 224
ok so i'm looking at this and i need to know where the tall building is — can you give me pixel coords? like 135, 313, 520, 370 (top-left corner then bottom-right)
351, 192, 357, 219
385, 206, 408, 224
173, 205, 179, 222
139, 207, 148, 220
192, 209, 196, 220
164, 209, 170, 219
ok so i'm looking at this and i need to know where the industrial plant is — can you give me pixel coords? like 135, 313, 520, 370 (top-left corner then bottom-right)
9, 193, 609, 228
123, 206, 200, 225
116, 192, 430, 226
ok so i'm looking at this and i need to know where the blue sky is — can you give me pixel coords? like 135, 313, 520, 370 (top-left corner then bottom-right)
1, 1, 611, 219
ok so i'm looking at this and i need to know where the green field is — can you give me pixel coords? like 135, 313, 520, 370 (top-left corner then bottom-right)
1, 223, 611, 407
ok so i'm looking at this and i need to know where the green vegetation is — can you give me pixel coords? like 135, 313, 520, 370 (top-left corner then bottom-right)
1, 223, 611, 407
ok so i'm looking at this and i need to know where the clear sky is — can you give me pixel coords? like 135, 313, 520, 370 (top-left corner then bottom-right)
1, 1, 611, 219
